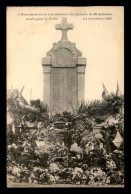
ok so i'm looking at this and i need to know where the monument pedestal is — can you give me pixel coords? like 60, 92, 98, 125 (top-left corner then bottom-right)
42, 18, 86, 114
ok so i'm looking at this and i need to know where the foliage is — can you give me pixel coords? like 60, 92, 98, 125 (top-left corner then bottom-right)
7, 92, 124, 186
79, 94, 124, 118
30, 99, 48, 113
7, 98, 49, 127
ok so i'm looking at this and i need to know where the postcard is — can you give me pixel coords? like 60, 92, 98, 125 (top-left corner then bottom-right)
7, 6, 124, 188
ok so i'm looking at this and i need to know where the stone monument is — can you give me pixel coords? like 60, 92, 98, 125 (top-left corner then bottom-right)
42, 17, 86, 114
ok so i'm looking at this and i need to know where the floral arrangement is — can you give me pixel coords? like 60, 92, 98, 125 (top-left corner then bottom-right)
7, 94, 124, 186
85, 168, 110, 186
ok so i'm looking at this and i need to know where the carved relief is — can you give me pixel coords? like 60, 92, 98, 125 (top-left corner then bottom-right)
46, 42, 82, 67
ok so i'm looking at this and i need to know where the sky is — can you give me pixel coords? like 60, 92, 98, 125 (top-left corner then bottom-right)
7, 6, 124, 103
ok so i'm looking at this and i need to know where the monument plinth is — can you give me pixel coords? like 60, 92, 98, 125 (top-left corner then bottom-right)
42, 18, 86, 114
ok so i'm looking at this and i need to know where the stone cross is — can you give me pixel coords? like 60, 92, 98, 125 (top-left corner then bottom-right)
55, 17, 74, 41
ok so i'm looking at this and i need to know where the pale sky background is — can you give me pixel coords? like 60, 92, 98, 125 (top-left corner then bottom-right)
7, 6, 124, 103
